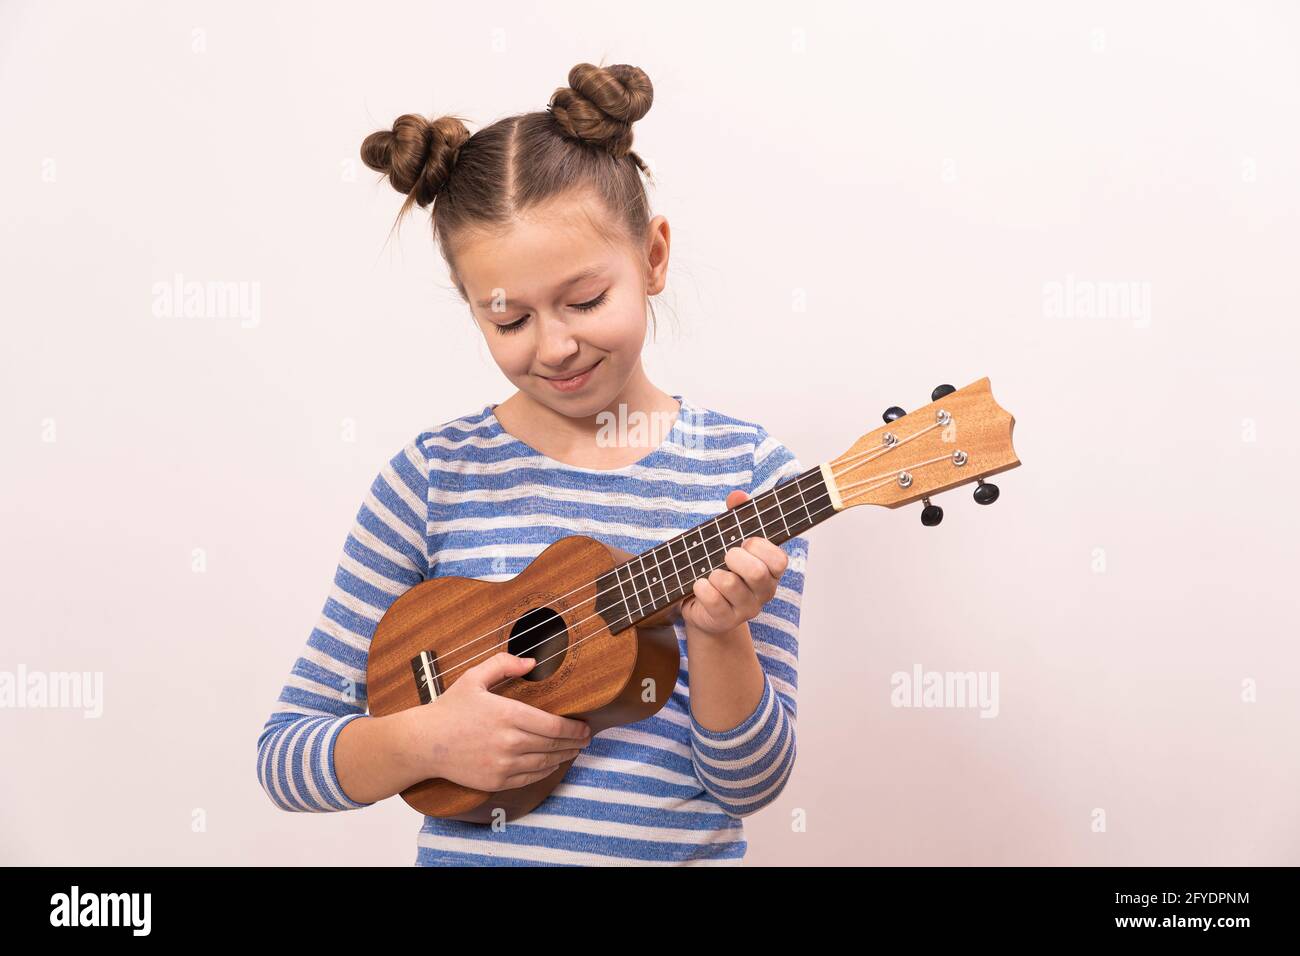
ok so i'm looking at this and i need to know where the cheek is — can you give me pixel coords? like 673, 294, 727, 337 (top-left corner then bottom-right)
584, 297, 647, 354
483, 333, 532, 375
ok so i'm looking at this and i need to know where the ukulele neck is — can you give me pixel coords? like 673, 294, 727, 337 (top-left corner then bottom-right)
594, 464, 837, 633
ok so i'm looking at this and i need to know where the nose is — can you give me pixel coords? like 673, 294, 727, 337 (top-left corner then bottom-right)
533, 311, 581, 369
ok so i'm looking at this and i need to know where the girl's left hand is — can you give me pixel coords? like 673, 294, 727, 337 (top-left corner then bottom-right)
680, 490, 789, 637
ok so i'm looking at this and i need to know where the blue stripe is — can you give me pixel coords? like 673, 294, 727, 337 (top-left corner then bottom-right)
256, 397, 807, 865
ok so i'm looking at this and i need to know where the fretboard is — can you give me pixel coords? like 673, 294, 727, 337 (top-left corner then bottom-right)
594, 464, 834, 633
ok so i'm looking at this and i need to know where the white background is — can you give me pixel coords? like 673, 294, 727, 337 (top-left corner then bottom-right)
1, 0, 1297, 864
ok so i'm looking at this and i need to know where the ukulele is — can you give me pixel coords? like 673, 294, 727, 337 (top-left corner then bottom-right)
366, 376, 1020, 821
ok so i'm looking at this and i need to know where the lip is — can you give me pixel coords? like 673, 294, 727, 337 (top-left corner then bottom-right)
540, 360, 600, 391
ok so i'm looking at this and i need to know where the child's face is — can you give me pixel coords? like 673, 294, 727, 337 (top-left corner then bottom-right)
453, 191, 667, 416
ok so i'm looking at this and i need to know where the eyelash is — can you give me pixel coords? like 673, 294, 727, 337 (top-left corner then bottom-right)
495, 290, 609, 335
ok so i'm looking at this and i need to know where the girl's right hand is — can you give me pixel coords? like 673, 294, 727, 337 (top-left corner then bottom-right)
407, 651, 593, 792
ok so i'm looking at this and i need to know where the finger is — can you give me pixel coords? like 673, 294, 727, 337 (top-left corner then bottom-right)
506, 701, 592, 741
503, 750, 582, 787
502, 767, 565, 789
464, 651, 535, 689
741, 538, 788, 579
513, 730, 592, 753
527, 748, 583, 772
722, 543, 769, 581
708, 565, 752, 606
691, 575, 732, 616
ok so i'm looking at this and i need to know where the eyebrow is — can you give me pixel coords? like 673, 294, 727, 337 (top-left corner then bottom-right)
473, 266, 606, 309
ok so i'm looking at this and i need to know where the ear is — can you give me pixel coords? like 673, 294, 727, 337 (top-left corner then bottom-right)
644, 215, 670, 295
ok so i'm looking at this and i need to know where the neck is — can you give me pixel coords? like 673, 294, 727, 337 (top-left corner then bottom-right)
595, 464, 836, 633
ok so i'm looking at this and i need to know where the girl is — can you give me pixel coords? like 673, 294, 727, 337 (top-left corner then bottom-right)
256, 62, 811, 866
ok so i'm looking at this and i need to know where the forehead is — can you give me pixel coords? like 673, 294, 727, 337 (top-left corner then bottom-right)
455, 196, 629, 306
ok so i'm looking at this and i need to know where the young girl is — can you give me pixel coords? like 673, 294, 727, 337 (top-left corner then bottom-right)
256, 62, 811, 865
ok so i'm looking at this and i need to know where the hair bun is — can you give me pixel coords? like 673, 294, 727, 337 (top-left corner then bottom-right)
546, 63, 653, 159
360, 113, 471, 209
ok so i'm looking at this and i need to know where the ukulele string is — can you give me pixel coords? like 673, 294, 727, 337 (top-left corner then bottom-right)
480, 447, 967, 686
483, 493, 847, 694
422, 431, 958, 684
483, 444, 961, 691
421, 467, 832, 669
426, 482, 837, 688
832, 419, 943, 475
834, 452, 960, 497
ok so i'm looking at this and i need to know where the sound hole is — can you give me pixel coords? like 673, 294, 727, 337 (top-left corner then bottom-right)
507, 606, 569, 681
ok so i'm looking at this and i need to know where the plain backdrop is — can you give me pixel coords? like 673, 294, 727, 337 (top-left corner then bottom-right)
2, 0, 1298, 866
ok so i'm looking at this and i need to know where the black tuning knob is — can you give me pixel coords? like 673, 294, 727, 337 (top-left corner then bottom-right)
931, 383, 956, 401
973, 479, 1000, 505
920, 497, 944, 526
882, 406, 906, 423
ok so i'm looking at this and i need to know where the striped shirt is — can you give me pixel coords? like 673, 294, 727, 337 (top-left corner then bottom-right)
256, 395, 810, 865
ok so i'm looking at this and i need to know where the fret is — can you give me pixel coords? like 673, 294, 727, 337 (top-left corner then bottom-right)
618, 560, 644, 620
773, 484, 792, 539
607, 465, 835, 632
683, 527, 711, 582
794, 471, 815, 531
773, 481, 803, 545
723, 509, 745, 549
594, 567, 629, 633
700, 519, 727, 576
641, 542, 672, 609
738, 496, 764, 541
664, 535, 691, 601
632, 554, 656, 614
750, 493, 768, 540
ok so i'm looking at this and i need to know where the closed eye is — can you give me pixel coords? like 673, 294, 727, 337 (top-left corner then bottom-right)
571, 290, 609, 312
492, 290, 609, 335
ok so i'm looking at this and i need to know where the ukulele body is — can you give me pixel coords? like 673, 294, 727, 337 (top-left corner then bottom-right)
366, 534, 682, 823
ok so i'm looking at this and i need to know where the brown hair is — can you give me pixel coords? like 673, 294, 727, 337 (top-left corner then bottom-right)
360, 62, 660, 329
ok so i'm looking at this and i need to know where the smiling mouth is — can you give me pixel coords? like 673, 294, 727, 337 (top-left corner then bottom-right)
540, 361, 599, 381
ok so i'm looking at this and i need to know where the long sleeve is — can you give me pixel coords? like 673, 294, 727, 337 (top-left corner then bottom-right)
256, 436, 432, 812
688, 425, 809, 818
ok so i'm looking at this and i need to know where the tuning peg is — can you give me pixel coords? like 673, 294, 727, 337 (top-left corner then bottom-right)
931, 383, 956, 401
882, 406, 906, 423
920, 497, 944, 526
973, 479, 1000, 505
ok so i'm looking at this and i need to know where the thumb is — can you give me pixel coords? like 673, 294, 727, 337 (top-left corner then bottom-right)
463, 651, 536, 689
726, 489, 750, 510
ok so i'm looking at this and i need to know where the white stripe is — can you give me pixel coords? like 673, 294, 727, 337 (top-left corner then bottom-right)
426, 427, 755, 470
691, 684, 777, 751
694, 730, 795, 798
415, 832, 741, 866
426, 508, 717, 545
316, 717, 358, 808
428, 471, 749, 510
549, 782, 727, 815
512, 807, 746, 846
596, 724, 693, 756
573, 753, 701, 789
693, 710, 787, 772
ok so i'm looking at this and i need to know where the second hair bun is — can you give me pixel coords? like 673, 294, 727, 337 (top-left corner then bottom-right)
360, 113, 472, 209
547, 63, 653, 159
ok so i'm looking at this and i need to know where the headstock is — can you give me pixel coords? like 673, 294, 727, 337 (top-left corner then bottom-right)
820, 377, 1019, 524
